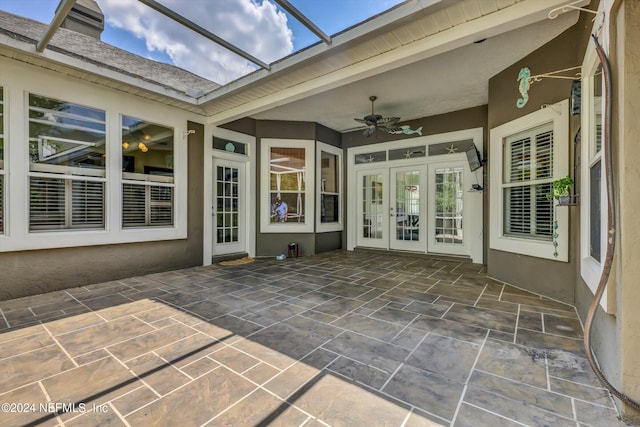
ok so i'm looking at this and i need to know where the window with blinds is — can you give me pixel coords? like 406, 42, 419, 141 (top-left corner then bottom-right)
121, 116, 174, 228
29, 177, 104, 230
502, 124, 554, 240
0, 175, 4, 235
122, 184, 173, 227
27, 93, 106, 231
0, 86, 4, 234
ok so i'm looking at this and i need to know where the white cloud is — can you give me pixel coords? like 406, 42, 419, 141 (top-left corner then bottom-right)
98, 0, 293, 84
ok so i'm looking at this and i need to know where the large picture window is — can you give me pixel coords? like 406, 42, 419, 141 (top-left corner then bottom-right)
269, 147, 306, 223
502, 124, 554, 240
121, 116, 174, 227
316, 142, 342, 232
0, 65, 188, 252
0, 86, 4, 234
28, 93, 106, 231
489, 99, 569, 261
588, 64, 603, 263
581, 46, 609, 309
261, 139, 314, 233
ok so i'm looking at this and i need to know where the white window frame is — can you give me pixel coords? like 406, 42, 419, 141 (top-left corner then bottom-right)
490, 99, 569, 261
580, 43, 609, 309
260, 138, 314, 233
316, 141, 343, 232
120, 114, 176, 229
203, 126, 256, 265
0, 61, 189, 252
26, 93, 108, 232
0, 85, 5, 235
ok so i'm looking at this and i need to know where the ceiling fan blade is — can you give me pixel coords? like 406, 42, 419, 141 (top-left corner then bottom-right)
378, 116, 401, 125
363, 127, 376, 137
380, 125, 404, 134
363, 114, 382, 123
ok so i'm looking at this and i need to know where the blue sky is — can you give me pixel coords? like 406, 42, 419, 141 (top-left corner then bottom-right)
0, 0, 403, 84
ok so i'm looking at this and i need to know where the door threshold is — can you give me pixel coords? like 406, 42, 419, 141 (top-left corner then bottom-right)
212, 252, 248, 263
353, 247, 472, 263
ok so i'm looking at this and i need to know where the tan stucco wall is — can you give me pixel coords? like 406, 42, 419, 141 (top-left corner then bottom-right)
486, 16, 589, 303
616, 0, 640, 418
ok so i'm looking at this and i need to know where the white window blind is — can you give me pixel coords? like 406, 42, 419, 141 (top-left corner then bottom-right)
72, 180, 105, 227
0, 175, 4, 234
29, 177, 66, 229
123, 183, 173, 227
503, 126, 554, 240
29, 177, 104, 230
150, 186, 173, 225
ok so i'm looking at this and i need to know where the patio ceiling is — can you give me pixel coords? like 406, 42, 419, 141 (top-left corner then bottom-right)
1, 0, 589, 130
247, 12, 579, 132
200, 0, 589, 130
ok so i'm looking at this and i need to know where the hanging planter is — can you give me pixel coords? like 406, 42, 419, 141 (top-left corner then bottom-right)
557, 195, 571, 206
546, 175, 574, 258
546, 175, 575, 206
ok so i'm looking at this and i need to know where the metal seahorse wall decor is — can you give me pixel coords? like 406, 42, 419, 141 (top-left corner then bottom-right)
517, 67, 531, 108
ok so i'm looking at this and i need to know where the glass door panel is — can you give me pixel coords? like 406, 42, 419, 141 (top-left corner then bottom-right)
356, 170, 387, 248
390, 166, 426, 251
435, 167, 464, 244
213, 159, 245, 255
429, 163, 467, 255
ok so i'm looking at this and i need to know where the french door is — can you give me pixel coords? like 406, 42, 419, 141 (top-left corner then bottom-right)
390, 166, 426, 251
356, 162, 468, 256
428, 161, 468, 256
212, 158, 245, 255
357, 170, 388, 249
356, 165, 426, 251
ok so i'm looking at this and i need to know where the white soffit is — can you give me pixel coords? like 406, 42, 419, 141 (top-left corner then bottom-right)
203, 0, 588, 125
251, 11, 579, 131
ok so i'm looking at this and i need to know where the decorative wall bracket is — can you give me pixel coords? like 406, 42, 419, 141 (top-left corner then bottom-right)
548, 1, 598, 20
516, 66, 582, 108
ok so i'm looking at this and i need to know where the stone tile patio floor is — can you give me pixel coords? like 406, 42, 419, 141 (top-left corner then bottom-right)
0, 250, 627, 426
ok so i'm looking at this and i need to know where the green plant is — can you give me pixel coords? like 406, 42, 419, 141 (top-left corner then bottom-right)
547, 175, 574, 258
546, 175, 574, 200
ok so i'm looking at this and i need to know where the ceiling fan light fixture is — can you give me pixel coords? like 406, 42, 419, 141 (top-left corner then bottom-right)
354, 96, 421, 137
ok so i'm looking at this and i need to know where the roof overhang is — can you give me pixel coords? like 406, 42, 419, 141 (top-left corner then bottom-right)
200, 0, 588, 125
0, 0, 589, 124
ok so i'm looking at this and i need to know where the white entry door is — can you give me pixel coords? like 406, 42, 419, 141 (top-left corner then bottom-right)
356, 166, 427, 252
428, 161, 469, 256
213, 159, 245, 255
348, 131, 484, 263
389, 165, 427, 251
356, 170, 388, 249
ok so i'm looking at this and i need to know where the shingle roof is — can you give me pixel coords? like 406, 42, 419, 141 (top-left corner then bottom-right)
0, 10, 219, 96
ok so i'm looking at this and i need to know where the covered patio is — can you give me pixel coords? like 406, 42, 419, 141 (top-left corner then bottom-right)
0, 251, 622, 426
